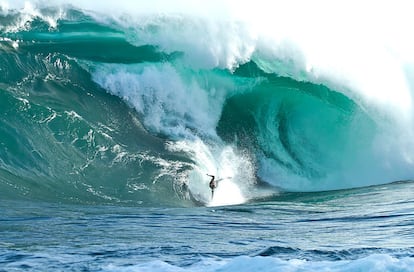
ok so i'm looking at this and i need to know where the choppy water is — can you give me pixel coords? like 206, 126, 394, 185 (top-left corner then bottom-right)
2, 181, 414, 271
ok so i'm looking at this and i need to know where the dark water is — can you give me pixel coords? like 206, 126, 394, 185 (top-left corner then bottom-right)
2, 181, 414, 271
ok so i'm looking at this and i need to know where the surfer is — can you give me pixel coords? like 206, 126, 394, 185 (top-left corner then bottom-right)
207, 174, 217, 198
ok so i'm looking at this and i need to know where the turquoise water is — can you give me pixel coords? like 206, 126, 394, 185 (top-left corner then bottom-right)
1, 1, 414, 271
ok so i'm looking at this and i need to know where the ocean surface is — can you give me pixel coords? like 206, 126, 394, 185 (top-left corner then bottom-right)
1, 1, 414, 271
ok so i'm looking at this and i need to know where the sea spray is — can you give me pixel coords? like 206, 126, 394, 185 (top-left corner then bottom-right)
166, 139, 256, 206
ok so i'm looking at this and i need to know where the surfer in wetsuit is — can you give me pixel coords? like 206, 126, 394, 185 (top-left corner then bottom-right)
207, 174, 217, 198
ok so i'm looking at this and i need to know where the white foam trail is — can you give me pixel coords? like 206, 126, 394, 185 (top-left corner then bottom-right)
167, 139, 256, 206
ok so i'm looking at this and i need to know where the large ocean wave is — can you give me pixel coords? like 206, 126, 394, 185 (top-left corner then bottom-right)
1, 1, 414, 206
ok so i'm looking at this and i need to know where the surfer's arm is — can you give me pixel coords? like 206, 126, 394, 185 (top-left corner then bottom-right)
215, 176, 232, 182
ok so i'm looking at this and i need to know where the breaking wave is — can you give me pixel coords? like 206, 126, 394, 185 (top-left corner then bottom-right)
1, 0, 414, 206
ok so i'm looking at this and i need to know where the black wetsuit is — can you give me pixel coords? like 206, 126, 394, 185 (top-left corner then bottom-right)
208, 175, 216, 198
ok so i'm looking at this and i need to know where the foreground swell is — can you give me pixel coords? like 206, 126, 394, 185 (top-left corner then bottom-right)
1, 181, 414, 271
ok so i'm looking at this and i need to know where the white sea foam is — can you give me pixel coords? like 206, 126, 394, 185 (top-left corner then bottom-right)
4, 0, 414, 121
99, 254, 414, 272
10, 0, 410, 123
3, 0, 414, 116
69, 0, 414, 122
92, 63, 227, 139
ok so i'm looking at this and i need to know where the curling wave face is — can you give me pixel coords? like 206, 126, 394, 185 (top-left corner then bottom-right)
1, 1, 414, 206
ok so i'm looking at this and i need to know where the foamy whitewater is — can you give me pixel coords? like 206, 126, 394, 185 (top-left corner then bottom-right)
1, 1, 414, 271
